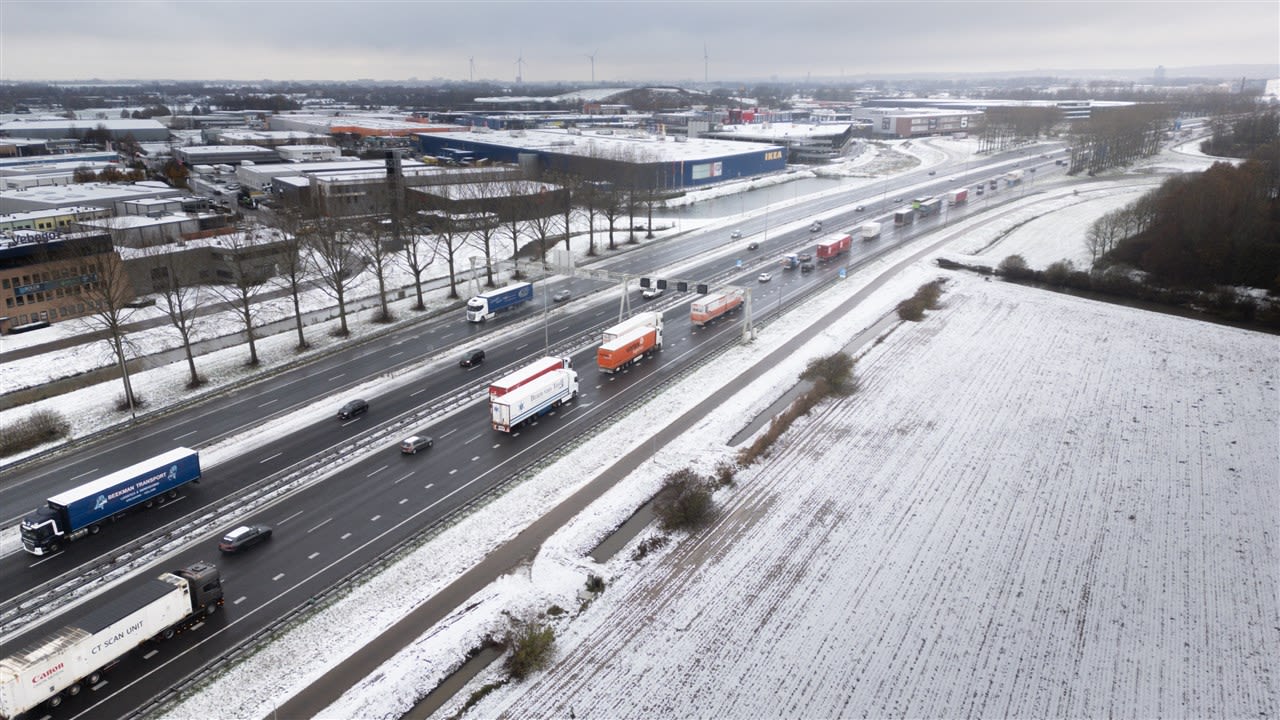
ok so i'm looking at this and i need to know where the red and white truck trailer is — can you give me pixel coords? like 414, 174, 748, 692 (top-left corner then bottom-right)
947, 188, 968, 206
815, 232, 852, 262
490, 367, 579, 432
0, 562, 223, 718
597, 313, 663, 373
690, 290, 744, 327
488, 357, 573, 401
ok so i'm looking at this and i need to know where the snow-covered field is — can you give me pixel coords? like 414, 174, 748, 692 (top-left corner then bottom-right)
17, 134, 1270, 719
458, 272, 1280, 720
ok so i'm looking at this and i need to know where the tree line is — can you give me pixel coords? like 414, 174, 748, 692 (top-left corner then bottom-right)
1091, 139, 1280, 292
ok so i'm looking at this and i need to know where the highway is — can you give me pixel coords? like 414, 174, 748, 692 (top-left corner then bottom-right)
0, 145, 1070, 718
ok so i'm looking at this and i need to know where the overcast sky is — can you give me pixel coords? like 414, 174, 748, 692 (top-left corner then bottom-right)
2, 1, 1276, 84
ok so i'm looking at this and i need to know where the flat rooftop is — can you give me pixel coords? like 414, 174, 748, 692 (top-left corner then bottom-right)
421, 127, 783, 163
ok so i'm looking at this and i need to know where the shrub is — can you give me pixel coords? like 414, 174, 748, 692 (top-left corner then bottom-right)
504, 619, 556, 680
898, 297, 926, 320
585, 574, 606, 593
652, 468, 715, 532
0, 409, 71, 457
1043, 260, 1075, 286
546, 604, 566, 617
631, 534, 669, 561
998, 254, 1034, 280
800, 352, 858, 396
712, 459, 737, 488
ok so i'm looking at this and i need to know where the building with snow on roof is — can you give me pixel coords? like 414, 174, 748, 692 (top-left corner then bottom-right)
415, 127, 786, 191
0, 118, 170, 142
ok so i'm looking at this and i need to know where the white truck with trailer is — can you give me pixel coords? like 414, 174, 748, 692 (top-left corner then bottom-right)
0, 562, 223, 718
858, 221, 882, 241
490, 368, 579, 432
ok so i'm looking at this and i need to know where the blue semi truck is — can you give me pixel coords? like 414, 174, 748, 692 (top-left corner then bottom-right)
465, 281, 534, 322
19, 447, 202, 556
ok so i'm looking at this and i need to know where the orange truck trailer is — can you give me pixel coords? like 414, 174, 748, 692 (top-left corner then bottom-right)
597, 316, 663, 373
690, 290, 744, 327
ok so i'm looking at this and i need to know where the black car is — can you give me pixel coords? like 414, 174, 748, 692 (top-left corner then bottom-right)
459, 348, 486, 368
800, 261, 815, 273
747, 241, 760, 251
219, 524, 272, 553
337, 398, 368, 420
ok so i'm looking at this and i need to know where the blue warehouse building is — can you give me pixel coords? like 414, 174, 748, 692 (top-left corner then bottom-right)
416, 127, 786, 192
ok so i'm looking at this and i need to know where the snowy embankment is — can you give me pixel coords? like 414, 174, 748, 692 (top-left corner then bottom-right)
461, 273, 1280, 719
157, 209, 945, 720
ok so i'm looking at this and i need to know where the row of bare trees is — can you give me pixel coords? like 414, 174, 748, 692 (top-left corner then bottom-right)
60, 160, 678, 416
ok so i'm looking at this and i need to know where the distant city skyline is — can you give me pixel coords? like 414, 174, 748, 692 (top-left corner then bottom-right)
1, 1, 1276, 84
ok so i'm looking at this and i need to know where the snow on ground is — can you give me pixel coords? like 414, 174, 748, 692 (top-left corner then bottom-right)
449, 273, 1280, 720
20, 136, 1266, 718
949, 180, 1163, 270
158, 216, 943, 720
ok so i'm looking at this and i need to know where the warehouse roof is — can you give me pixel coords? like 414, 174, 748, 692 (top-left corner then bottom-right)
420, 127, 781, 163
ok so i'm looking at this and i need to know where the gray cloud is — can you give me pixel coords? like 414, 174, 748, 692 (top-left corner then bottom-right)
2, 1, 1275, 82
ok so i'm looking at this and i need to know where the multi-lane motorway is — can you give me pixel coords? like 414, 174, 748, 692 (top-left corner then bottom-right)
0, 145, 1067, 718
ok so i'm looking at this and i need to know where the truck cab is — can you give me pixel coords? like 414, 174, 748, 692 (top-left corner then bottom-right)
19, 506, 63, 555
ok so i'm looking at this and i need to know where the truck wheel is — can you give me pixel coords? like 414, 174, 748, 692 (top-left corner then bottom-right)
168, 490, 178, 499
145, 499, 155, 508
67, 683, 81, 696
87, 671, 102, 685
47, 542, 59, 554
89, 524, 101, 535
205, 604, 218, 617
162, 628, 175, 640
47, 694, 63, 709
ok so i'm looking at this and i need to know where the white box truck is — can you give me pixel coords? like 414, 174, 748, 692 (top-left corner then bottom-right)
0, 562, 223, 718
490, 368, 579, 432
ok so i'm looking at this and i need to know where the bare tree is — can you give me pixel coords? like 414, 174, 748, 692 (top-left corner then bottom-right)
66, 229, 141, 414
526, 192, 559, 262
424, 211, 466, 299
499, 179, 532, 278
598, 181, 625, 250
359, 215, 397, 323
462, 182, 501, 287
309, 212, 361, 336
142, 244, 207, 387
400, 209, 438, 310
208, 224, 275, 366
268, 204, 316, 350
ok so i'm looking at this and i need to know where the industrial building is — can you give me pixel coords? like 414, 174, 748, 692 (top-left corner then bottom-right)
0, 182, 185, 214
0, 118, 170, 142
267, 114, 458, 138
0, 206, 111, 233
174, 144, 281, 167
853, 107, 984, 138
701, 121, 868, 163
415, 127, 787, 191
0, 230, 124, 333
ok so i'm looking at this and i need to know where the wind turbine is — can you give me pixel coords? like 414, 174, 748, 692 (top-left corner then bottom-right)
469, 56, 475, 82
515, 50, 525, 84
585, 49, 597, 83
703, 44, 709, 83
